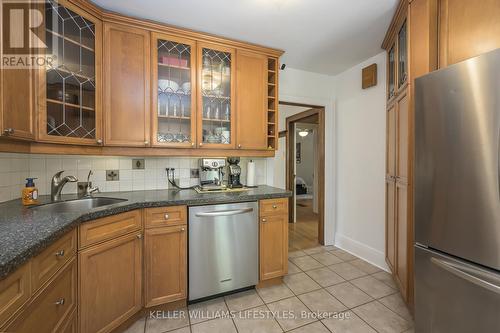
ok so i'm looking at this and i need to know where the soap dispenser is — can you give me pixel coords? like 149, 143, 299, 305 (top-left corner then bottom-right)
22, 178, 39, 206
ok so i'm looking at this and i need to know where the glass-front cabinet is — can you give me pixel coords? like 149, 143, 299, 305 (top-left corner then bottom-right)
398, 20, 408, 88
39, 0, 102, 145
197, 43, 235, 148
152, 33, 196, 147
388, 44, 396, 100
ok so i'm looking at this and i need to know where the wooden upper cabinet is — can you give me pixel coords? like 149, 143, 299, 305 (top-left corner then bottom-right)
104, 23, 151, 147
236, 50, 268, 150
397, 20, 408, 88
439, 0, 500, 67
151, 33, 197, 147
388, 44, 396, 100
79, 232, 142, 333
38, 0, 103, 145
197, 42, 236, 149
409, 0, 438, 81
1, 68, 36, 140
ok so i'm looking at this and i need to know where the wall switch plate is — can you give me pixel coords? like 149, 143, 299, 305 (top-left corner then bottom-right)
190, 169, 199, 178
106, 170, 119, 181
132, 159, 145, 169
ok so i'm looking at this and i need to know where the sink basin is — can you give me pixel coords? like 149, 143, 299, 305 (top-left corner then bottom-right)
31, 197, 128, 213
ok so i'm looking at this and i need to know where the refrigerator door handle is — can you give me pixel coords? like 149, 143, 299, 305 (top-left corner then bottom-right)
431, 257, 500, 295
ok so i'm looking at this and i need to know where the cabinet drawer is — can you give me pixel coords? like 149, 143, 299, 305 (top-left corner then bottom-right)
0, 263, 31, 325
31, 230, 76, 292
260, 198, 288, 216
145, 206, 187, 228
79, 210, 142, 249
5, 258, 76, 333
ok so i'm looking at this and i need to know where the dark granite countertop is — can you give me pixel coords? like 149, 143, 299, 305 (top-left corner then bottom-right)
0, 185, 291, 279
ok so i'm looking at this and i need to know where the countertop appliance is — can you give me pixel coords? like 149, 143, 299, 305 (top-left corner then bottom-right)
227, 157, 243, 188
188, 202, 258, 301
199, 158, 226, 191
414, 49, 500, 332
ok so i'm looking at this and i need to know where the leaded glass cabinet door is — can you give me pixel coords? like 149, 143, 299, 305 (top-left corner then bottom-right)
39, 0, 102, 145
197, 43, 235, 149
152, 33, 196, 147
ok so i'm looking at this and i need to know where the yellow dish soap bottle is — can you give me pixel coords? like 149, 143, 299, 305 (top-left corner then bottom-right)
22, 178, 39, 206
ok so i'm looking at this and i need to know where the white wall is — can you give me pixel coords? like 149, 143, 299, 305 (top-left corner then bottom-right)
333, 51, 388, 269
268, 67, 336, 245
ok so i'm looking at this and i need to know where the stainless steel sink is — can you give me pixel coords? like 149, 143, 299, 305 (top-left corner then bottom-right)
30, 197, 128, 213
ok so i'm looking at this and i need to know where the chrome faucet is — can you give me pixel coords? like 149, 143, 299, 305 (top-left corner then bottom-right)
51, 171, 78, 202
77, 170, 100, 198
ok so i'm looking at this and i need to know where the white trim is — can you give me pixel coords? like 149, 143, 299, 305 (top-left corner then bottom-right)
334, 233, 390, 272
279, 93, 336, 246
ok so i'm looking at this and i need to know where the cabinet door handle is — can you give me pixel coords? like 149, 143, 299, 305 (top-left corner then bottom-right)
272, 205, 278, 209
54, 298, 65, 306
199, 142, 203, 146
54, 250, 65, 257
136, 234, 142, 239
96, 139, 103, 145
164, 214, 169, 220
238, 144, 242, 149
191, 142, 195, 147
144, 141, 149, 145
262, 218, 267, 223
3, 128, 14, 135
181, 227, 185, 231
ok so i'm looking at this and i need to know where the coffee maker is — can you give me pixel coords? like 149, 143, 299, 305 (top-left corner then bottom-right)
227, 157, 243, 188
199, 158, 226, 191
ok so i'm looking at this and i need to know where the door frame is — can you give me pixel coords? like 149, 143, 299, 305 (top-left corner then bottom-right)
281, 101, 326, 245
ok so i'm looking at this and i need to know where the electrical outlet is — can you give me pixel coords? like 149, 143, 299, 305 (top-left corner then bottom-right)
106, 170, 119, 181
132, 159, 145, 169
190, 169, 199, 178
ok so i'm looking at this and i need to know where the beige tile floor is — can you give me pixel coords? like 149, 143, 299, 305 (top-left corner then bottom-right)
125, 246, 414, 333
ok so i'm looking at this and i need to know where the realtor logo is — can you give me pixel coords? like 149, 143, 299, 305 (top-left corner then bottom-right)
1, 0, 53, 68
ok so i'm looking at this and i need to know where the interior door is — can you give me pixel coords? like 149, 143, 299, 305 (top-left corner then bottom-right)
236, 50, 268, 150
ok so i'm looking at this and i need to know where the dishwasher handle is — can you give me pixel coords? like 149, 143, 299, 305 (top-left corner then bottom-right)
195, 207, 254, 217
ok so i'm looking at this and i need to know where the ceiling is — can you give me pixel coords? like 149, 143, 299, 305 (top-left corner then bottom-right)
92, 0, 398, 75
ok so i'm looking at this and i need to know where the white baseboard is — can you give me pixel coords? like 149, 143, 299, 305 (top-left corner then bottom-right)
334, 233, 389, 272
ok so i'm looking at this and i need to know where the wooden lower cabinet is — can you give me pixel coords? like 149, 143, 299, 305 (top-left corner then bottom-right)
79, 232, 142, 333
59, 309, 78, 333
259, 199, 289, 281
144, 225, 187, 307
395, 182, 408, 300
5, 258, 77, 333
0, 263, 31, 326
385, 179, 396, 272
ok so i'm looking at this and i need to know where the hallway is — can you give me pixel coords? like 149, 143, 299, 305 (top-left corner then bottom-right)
288, 199, 319, 251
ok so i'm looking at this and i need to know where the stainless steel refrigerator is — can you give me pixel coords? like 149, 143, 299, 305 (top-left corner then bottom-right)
415, 49, 500, 332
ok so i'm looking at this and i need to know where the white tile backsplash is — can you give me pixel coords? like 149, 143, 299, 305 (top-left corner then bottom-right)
0, 153, 270, 203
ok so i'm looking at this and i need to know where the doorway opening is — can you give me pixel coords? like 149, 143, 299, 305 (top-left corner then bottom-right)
277, 101, 325, 251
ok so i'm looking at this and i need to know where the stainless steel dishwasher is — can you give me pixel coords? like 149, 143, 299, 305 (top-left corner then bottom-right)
188, 201, 259, 301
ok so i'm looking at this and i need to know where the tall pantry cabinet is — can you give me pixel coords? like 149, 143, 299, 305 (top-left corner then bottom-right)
384, 0, 500, 311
